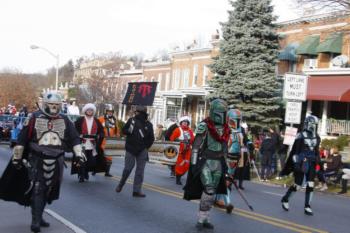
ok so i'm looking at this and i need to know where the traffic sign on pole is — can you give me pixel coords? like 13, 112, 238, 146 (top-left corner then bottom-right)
283, 73, 308, 101
285, 101, 302, 124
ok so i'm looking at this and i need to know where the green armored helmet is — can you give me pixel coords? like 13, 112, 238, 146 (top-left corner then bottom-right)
209, 99, 228, 125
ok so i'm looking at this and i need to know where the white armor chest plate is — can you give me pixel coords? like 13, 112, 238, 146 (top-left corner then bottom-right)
302, 131, 317, 151
35, 118, 66, 146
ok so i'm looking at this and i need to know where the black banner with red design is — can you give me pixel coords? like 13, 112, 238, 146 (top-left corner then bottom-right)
122, 82, 158, 106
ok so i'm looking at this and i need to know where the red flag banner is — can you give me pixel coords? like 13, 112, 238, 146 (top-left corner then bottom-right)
122, 82, 158, 106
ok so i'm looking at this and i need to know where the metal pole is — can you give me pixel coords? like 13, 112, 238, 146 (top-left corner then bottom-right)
56, 55, 59, 91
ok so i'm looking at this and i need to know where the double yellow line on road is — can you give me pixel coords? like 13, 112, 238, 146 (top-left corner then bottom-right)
110, 176, 328, 233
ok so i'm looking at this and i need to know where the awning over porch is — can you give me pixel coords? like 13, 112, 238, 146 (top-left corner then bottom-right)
316, 33, 343, 54
278, 43, 299, 61
307, 75, 350, 102
296, 35, 320, 56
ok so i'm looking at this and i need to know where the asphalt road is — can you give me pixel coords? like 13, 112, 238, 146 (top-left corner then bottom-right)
0, 145, 349, 233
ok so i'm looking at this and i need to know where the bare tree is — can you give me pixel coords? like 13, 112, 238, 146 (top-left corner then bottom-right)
0, 73, 37, 110
295, 0, 350, 13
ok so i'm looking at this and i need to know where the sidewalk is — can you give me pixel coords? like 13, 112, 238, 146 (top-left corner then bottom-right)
0, 201, 75, 233
252, 176, 350, 197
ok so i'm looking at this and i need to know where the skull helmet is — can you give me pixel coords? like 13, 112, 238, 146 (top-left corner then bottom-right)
42, 91, 62, 117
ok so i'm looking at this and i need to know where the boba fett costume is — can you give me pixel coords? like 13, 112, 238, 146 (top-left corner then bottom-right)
183, 99, 229, 230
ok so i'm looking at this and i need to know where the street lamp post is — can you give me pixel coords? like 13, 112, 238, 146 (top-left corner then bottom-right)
30, 45, 59, 91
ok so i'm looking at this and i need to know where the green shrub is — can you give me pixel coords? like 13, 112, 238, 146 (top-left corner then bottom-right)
117, 120, 126, 138
321, 135, 349, 151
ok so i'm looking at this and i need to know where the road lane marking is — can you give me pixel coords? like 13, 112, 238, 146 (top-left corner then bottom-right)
110, 175, 328, 233
62, 158, 328, 233
45, 209, 87, 233
262, 191, 284, 197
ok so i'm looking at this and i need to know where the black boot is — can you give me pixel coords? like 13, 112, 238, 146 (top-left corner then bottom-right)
31, 192, 46, 233
338, 179, 348, 194
40, 218, 50, 227
238, 179, 244, 190
115, 182, 124, 193
105, 164, 113, 177
304, 185, 314, 216
31, 215, 41, 233
226, 204, 234, 214
176, 175, 182, 185
79, 165, 85, 182
78, 175, 84, 183
281, 185, 297, 211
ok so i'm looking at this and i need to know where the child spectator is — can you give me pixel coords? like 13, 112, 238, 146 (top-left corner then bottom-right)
316, 146, 342, 191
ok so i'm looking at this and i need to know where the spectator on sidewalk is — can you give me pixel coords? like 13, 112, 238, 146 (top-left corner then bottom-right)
336, 157, 350, 194
316, 146, 342, 191
259, 131, 275, 181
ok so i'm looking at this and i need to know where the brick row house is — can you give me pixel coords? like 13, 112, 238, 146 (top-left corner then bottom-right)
277, 11, 350, 136
142, 37, 219, 128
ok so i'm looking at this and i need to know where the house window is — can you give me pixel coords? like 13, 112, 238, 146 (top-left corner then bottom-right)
165, 72, 170, 91
183, 69, 190, 88
289, 62, 296, 72
203, 65, 209, 86
172, 70, 176, 89
166, 98, 182, 120
174, 69, 181, 89
158, 73, 162, 91
192, 64, 198, 86
303, 55, 318, 69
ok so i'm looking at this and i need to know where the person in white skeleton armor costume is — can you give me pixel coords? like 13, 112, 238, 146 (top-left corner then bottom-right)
0, 91, 86, 233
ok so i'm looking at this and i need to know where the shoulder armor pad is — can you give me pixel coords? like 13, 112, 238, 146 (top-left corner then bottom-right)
296, 133, 303, 139
195, 122, 207, 134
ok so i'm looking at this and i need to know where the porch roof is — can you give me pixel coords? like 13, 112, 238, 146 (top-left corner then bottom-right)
307, 75, 350, 102
296, 35, 320, 56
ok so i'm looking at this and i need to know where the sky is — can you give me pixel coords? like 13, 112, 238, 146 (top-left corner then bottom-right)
0, 0, 299, 74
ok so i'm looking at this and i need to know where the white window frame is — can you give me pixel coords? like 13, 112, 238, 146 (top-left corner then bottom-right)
158, 73, 162, 91
175, 69, 181, 89
192, 64, 198, 87
183, 69, 190, 88
165, 72, 170, 91
172, 71, 176, 89
203, 65, 209, 86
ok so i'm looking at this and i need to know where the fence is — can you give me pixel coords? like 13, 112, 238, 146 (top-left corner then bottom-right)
319, 119, 350, 135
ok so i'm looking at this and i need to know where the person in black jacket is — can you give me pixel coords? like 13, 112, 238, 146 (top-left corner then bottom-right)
115, 105, 154, 197
259, 131, 275, 181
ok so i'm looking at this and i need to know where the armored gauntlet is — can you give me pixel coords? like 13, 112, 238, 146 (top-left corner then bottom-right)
12, 145, 24, 169
73, 145, 87, 166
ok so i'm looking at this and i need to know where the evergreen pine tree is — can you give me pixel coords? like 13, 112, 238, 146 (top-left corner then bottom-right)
210, 0, 282, 129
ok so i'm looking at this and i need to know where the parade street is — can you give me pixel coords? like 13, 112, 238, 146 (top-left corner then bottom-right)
0, 145, 349, 233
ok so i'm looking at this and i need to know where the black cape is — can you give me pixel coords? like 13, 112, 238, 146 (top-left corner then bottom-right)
183, 157, 227, 200
0, 161, 31, 206
280, 132, 321, 177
